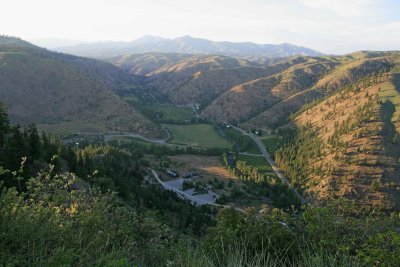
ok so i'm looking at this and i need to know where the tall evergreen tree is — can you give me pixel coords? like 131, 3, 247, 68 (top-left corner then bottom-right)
0, 101, 10, 148
6, 125, 26, 170
26, 124, 40, 162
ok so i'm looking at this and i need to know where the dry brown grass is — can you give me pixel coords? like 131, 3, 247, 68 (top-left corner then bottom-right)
169, 155, 236, 181
294, 73, 400, 209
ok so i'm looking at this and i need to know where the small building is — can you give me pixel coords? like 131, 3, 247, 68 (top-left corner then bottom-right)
166, 170, 178, 178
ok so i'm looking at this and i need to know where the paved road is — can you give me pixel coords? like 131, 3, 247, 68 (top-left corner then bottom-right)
103, 129, 171, 144
73, 130, 188, 148
231, 126, 306, 204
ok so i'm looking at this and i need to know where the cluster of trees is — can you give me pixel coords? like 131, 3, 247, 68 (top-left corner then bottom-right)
222, 127, 258, 152
275, 123, 322, 188
0, 103, 62, 190
222, 152, 269, 183
222, 152, 301, 208
113, 138, 225, 157
276, 74, 390, 190
327, 97, 378, 148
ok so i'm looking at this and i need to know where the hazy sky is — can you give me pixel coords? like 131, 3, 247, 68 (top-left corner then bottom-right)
1, 0, 399, 54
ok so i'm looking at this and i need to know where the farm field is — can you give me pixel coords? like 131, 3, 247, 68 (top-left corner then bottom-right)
149, 104, 196, 123
163, 123, 233, 148
236, 154, 274, 175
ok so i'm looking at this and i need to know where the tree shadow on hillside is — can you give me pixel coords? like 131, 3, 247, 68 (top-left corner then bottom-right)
392, 73, 400, 94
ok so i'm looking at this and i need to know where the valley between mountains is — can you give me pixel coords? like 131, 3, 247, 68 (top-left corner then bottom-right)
1, 35, 400, 211
2, 32, 400, 266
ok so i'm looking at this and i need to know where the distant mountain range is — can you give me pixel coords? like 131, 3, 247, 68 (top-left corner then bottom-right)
55, 35, 324, 58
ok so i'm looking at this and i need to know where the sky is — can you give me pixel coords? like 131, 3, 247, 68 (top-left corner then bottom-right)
1, 0, 399, 54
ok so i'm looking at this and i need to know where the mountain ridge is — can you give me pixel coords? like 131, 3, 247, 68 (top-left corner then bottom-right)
56, 35, 324, 58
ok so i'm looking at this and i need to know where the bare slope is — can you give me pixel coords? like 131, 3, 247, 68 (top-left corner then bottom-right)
203, 59, 338, 124
0, 36, 161, 137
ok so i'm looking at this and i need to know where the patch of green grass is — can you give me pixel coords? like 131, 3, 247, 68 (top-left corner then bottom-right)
110, 137, 156, 147
260, 135, 281, 155
223, 127, 260, 153
236, 154, 273, 174
163, 124, 233, 149
149, 104, 196, 123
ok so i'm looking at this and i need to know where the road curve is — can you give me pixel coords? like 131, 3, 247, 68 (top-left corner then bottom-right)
231, 126, 306, 204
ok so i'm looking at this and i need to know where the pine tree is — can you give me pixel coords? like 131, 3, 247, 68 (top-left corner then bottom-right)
0, 101, 10, 148
5, 125, 26, 170
26, 124, 41, 161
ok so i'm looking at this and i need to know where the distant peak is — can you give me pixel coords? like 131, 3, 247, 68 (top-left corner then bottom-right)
175, 35, 201, 41
132, 35, 167, 44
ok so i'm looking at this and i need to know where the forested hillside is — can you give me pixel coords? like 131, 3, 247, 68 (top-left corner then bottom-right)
275, 68, 400, 210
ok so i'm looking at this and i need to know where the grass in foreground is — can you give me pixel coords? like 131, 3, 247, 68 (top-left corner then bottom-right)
163, 123, 233, 149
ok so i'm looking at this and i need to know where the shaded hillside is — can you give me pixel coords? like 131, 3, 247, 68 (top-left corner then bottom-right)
0, 36, 161, 137
57, 35, 324, 58
193, 52, 396, 127
115, 53, 312, 106
203, 59, 338, 124
166, 56, 316, 106
0, 36, 143, 94
105, 53, 194, 75
243, 55, 395, 128
143, 54, 260, 101
275, 70, 400, 210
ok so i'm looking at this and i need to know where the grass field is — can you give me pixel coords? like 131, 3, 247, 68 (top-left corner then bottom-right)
149, 104, 196, 123
163, 123, 233, 148
236, 154, 274, 174
259, 135, 281, 155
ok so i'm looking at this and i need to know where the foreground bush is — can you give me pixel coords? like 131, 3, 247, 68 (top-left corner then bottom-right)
0, 166, 173, 266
